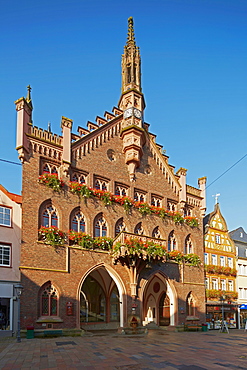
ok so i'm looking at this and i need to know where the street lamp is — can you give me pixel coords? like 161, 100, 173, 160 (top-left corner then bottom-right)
14, 283, 23, 342
219, 292, 228, 333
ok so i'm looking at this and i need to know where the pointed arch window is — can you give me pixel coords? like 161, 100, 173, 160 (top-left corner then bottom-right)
115, 218, 125, 237
71, 173, 86, 184
41, 283, 58, 316
71, 211, 86, 232
184, 235, 193, 254
152, 226, 161, 239
94, 214, 107, 237
168, 231, 176, 252
134, 222, 144, 235
42, 163, 58, 175
41, 205, 58, 228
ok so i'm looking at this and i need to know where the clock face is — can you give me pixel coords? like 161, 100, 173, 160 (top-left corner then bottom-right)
123, 108, 133, 119
134, 108, 142, 119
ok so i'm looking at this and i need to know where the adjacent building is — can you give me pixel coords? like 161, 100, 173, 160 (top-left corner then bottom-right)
204, 203, 237, 329
229, 227, 247, 328
15, 18, 207, 333
0, 184, 22, 336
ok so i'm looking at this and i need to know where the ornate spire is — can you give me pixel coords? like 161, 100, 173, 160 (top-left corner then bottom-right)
121, 17, 141, 94
127, 17, 136, 45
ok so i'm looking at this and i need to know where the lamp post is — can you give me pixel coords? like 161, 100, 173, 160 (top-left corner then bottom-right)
219, 292, 227, 332
14, 283, 23, 342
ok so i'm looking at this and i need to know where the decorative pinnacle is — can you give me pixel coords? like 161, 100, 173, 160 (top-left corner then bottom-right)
127, 17, 135, 45
26, 85, 32, 103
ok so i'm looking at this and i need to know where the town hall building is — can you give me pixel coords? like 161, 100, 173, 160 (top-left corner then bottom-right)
15, 18, 207, 333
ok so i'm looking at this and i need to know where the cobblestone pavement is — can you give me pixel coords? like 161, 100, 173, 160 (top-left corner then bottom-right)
0, 329, 247, 369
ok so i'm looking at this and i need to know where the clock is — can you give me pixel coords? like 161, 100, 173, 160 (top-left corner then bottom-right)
123, 108, 133, 119
133, 108, 142, 119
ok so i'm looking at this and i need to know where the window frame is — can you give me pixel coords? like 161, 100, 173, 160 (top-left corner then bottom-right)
0, 205, 11, 227
0, 243, 11, 267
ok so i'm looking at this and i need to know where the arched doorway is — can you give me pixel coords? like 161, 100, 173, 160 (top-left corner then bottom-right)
142, 273, 176, 327
159, 293, 170, 326
79, 265, 125, 329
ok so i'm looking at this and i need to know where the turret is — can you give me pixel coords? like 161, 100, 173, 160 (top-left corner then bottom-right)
15, 85, 33, 163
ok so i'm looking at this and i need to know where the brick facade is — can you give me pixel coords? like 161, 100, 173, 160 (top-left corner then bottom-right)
16, 18, 206, 331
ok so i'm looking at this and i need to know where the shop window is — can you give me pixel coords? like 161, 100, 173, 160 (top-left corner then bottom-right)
94, 214, 107, 237
115, 218, 125, 237
71, 210, 86, 232
40, 283, 58, 316
168, 231, 176, 252
0, 244, 11, 267
0, 206, 11, 227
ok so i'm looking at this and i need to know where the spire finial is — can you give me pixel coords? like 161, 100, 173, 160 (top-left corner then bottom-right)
26, 85, 32, 103
127, 16, 135, 44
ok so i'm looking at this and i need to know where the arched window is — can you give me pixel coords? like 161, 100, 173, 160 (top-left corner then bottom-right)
42, 163, 58, 175
186, 292, 196, 316
152, 226, 161, 239
71, 211, 86, 232
94, 214, 107, 237
184, 235, 193, 254
71, 173, 86, 184
40, 283, 58, 316
41, 204, 58, 228
168, 231, 176, 252
134, 222, 144, 235
115, 218, 125, 237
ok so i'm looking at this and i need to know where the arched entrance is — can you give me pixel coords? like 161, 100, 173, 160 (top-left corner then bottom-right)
159, 293, 170, 326
142, 273, 176, 327
79, 265, 125, 329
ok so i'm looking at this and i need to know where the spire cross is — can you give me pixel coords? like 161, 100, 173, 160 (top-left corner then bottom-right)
212, 193, 220, 204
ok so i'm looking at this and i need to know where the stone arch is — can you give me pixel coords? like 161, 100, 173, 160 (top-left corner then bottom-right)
140, 270, 177, 326
77, 263, 126, 328
186, 291, 198, 317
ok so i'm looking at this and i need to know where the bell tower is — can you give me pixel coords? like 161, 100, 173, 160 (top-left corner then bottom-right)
119, 17, 146, 181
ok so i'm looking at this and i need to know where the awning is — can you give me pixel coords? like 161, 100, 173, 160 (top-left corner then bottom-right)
239, 304, 247, 310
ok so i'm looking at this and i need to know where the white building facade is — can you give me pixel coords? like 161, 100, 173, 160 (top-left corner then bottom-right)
0, 185, 22, 336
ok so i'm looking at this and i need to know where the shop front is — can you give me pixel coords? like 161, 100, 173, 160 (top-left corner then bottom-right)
239, 304, 247, 329
206, 303, 237, 329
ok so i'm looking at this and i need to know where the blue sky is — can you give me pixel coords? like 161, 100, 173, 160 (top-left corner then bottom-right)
0, 0, 247, 231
